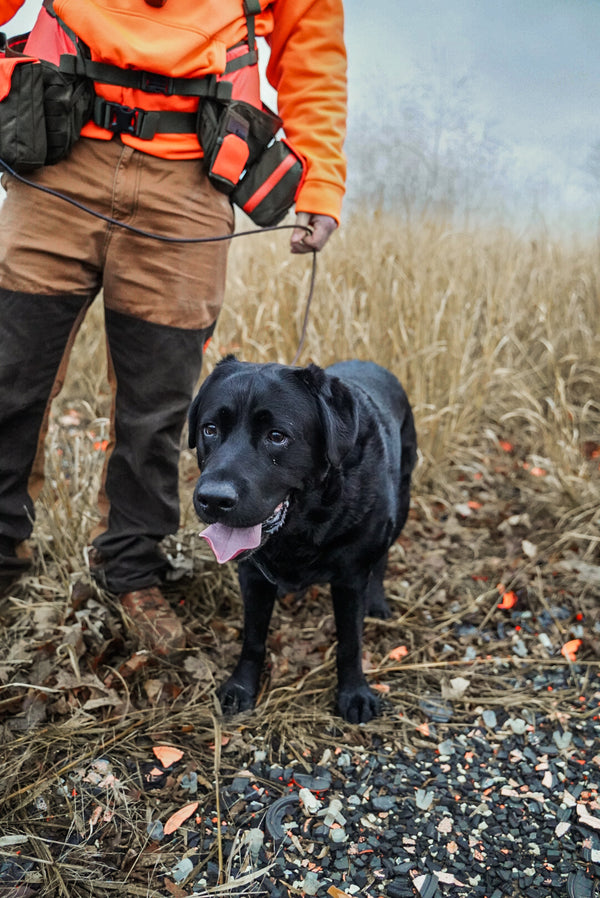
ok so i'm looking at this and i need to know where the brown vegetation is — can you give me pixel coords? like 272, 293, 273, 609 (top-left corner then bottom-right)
1, 213, 599, 896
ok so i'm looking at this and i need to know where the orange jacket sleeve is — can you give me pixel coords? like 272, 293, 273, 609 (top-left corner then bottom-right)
0, 0, 28, 26
266, 0, 347, 223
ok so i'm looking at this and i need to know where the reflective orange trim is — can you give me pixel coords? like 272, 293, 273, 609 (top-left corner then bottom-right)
241, 152, 296, 214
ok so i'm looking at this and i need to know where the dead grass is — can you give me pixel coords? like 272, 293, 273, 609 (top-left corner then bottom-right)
1, 212, 599, 895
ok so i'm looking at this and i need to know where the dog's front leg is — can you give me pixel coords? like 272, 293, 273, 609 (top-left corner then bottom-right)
331, 576, 380, 724
217, 560, 277, 715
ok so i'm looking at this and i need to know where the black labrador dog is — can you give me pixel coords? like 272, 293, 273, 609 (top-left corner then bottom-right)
188, 357, 417, 723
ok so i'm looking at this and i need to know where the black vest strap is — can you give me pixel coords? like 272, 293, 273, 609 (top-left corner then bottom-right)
243, 0, 261, 54
56, 1, 260, 110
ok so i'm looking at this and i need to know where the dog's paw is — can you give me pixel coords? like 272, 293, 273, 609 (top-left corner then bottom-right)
336, 685, 381, 724
365, 595, 392, 619
217, 678, 257, 715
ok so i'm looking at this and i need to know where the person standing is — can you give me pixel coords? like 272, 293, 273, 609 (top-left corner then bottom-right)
0, 0, 347, 653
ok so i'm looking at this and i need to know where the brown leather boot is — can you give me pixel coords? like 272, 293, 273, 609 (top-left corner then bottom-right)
118, 586, 186, 655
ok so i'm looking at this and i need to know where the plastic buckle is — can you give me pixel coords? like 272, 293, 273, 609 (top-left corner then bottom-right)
140, 71, 173, 94
96, 100, 158, 140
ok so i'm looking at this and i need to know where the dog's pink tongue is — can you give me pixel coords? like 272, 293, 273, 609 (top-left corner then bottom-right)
200, 523, 262, 564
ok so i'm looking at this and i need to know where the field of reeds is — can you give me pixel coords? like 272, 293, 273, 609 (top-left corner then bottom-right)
1, 212, 599, 896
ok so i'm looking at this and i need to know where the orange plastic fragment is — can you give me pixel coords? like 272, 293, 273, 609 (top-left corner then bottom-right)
388, 645, 409, 661
163, 801, 200, 835
328, 887, 353, 898
467, 500, 482, 510
152, 745, 184, 768
499, 440, 514, 452
372, 683, 391, 694
497, 590, 518, 610
561, 639, 582, 663
529, 466, 547, 477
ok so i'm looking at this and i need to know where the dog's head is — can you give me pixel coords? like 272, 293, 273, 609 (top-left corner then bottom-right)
188, 356, 358, 561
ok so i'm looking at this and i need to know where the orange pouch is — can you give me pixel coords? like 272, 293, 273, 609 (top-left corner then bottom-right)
199, 99, 282, 195
0, 33, 47, 172
232, 139, 306, 227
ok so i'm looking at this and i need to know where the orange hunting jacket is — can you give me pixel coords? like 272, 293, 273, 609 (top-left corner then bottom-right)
0, 0, 347, 221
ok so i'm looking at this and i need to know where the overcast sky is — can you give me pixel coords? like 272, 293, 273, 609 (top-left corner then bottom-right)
342, 0, 600, 225
4, 0, 600, 227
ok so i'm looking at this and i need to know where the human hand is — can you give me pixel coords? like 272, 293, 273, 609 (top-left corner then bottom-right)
290, 212, 338, 253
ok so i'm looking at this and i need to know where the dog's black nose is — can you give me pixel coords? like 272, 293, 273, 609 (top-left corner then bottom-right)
195, 481, 239, 516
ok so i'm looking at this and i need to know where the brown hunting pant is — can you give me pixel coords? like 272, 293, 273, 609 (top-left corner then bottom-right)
0, 137, 234, 592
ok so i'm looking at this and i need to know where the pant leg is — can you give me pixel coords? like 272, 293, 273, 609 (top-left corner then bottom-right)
91, 145, 233, 593
0, 139, 120, 540
91, 311, 214, 592
0, 288, 93, 542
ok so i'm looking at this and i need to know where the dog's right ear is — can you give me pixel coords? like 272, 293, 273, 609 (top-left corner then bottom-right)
188, 355, 239, 449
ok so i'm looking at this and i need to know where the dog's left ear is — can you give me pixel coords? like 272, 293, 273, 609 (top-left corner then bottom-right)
296, 365, 359, 467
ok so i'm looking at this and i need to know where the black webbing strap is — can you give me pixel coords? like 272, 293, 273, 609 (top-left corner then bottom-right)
59, 54, 222, 97
92, 97, 197, 139
59, 45, 257, 96
243, 0, 261, 55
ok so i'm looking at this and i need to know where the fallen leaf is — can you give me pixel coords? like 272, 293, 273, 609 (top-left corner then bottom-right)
162, 877, 190, 898
581, 441, 600, 460
328, 887, 353, 898
144, 679, 164, 704
153, 745, 184, 768
388, 645, 408, 661
163, 801, 199, 835
117, 652, 151, 679
497, 590, 518, 610
561, 639, 582, 663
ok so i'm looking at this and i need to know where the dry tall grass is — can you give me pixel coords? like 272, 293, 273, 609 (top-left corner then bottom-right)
4, 212, 599, 898
56, 212, 600, 523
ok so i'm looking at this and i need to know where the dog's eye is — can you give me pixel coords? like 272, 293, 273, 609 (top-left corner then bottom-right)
267, 430, 288, 447
203, 423, 218, 438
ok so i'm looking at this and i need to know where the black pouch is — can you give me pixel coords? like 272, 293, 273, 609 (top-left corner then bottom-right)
198, 98, 282, 194
0, 32, 47, 172
232, 138, 306, 227
40, 58, 94, 165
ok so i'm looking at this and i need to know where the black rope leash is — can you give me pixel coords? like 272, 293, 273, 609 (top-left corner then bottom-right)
0, 157, 317, 364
